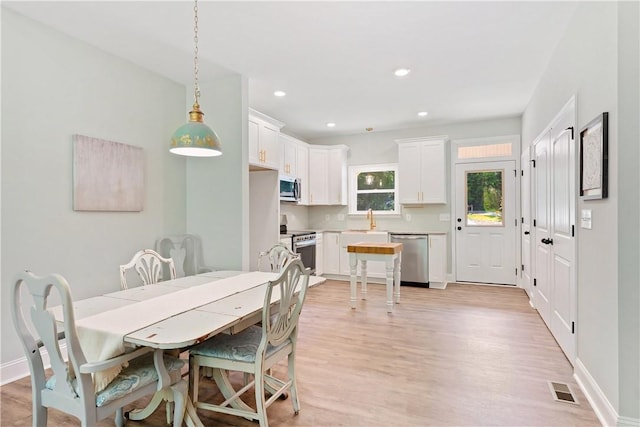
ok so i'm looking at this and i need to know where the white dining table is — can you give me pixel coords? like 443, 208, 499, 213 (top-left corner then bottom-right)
52, 270, 325, 427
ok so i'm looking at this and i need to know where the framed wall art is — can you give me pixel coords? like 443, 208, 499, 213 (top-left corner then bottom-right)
73, 134, 145, 211
579, 112, 608, 200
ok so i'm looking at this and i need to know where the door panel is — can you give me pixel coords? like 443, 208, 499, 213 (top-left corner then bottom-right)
532, 99, 576, 364
455, 161, 516, 285
550, 120, 576, 362
521, 148, 532, 297
534, 134, 552, 324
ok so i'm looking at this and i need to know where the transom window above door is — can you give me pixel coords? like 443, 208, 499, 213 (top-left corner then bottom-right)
348, 164, 399, 215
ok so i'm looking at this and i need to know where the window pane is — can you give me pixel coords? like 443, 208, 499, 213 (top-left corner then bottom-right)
466, 170, 503, 226
357, 171, 395, 190
357, 193, 395, 211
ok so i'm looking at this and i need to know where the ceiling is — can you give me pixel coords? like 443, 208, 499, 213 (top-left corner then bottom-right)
4, 1, 579, 140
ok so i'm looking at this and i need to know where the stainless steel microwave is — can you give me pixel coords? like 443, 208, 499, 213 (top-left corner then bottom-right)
280, 175, 300, 202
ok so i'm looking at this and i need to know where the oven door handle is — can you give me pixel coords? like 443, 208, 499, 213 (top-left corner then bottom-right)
293, 240, 316, 249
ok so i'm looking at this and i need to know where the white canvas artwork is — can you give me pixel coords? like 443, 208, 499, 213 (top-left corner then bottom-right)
73, 135, 144, 211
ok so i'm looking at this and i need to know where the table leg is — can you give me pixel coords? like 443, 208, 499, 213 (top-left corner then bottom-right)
349, 254, 358, 309
360, 260, 368, 300
394, 253, 401, 304
385, 260, 394, 313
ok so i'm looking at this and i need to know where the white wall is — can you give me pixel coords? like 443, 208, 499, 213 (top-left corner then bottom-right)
0, 10, 187, 364
522, 1, 639, 422
186, 76, 249, 270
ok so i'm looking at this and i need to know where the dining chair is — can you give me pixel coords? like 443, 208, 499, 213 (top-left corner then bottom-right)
257, 243, 300, 273
119, 248, 177, 290
189, 258, 310, 427
11, 270, 187, 427
155, 234, 215, 278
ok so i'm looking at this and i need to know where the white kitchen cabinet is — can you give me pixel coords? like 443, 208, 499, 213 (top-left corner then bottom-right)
396, 136, 448, 204
308, 145, 349, 205
323, 232, 341, 275
315, 232, 324, 276
280, 237, 292, 252
280, 133, 298, 177
249, 109, 283, 170
428, 234, 447, 288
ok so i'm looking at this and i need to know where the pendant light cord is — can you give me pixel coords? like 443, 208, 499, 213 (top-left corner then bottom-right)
193, 0, 200, 105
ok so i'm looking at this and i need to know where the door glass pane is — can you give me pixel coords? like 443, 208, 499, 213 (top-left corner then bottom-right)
465, 170, 504, 226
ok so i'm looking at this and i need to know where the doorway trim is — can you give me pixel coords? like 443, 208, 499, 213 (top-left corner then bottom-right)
450, 135, 521, 285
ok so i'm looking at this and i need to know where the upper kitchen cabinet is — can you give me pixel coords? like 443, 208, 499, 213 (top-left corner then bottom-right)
308, 145, 349, 205
280, 133, 298, 177
280, 133, 310, 205
249, 109, 284, 170
396, 136, 448, 204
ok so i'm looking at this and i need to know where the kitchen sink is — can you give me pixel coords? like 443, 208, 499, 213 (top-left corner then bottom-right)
342, 230, 388, 235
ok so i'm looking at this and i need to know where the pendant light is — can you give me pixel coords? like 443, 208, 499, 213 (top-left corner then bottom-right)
170, 0, 222, 157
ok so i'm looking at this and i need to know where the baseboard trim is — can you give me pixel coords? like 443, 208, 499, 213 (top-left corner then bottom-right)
1, 341, 67, 386
617, 416, 640, 427
574, 357, 618, 427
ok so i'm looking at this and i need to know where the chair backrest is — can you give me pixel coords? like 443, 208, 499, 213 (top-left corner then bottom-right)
11, 271, 95, 421
257, 243, 300, 273
155, 234, 213, 278
260, 259, 310, 352
119, 248, 176, 289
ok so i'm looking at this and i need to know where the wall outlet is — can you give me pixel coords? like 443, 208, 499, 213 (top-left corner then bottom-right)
325, 214, 330, 221
405, 213, 411, 221
337, 214, 345, 221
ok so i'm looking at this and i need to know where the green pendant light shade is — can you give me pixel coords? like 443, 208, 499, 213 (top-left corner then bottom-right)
170, 0, 222, 158
170, 102, 222, 157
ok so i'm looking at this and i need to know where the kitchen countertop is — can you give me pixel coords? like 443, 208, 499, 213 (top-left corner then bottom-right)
314, 229, 447, 235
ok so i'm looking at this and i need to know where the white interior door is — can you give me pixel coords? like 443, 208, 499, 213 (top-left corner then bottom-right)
549, 112, 576, 362
533, 133, 552, 324
520, 148, 532, 297
532, 98, 576, 363
455, 161, 517, 285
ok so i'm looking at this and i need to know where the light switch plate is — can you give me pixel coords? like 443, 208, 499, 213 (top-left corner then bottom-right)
405, 213, 412, 221
337, 214, 345, 221
325, 214, 330, 221
581, 209, 592, 229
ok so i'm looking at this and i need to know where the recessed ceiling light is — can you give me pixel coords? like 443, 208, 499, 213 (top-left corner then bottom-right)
326, 122, 336, 128
418, 111, 428, 117
273, 90, 286, 97
394, 68, 411, 77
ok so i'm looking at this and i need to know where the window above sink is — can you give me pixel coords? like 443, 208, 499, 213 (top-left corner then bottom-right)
348, 163, 399, 216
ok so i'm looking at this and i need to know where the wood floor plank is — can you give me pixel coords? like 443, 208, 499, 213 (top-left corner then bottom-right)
0, 280, 600, 426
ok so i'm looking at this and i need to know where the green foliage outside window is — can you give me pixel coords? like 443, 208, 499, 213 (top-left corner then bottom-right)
356, 171, 395, 212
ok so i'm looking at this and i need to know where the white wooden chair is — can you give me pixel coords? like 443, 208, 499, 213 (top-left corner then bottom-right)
257, 243, 300, 273
155, 234, 215, 278
11, 271, 187, 427
189, 259, 310, 427
119, 248, 176, 290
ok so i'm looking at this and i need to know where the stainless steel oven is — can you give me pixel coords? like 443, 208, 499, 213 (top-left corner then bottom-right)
291, 231, 316, 275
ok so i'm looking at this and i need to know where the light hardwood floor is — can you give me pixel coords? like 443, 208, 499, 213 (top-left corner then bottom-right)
1, 280, 600, 426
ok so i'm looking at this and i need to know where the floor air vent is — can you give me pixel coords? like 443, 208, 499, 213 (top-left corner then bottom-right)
548, 381, 579, 405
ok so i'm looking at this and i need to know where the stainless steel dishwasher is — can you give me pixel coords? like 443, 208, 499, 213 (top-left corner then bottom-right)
390, 233, 429, 287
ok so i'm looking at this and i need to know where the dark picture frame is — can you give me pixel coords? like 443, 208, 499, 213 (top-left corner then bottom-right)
579, 112, 608, 200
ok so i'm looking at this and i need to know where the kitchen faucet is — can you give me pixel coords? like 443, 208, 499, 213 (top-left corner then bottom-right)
367, 208, 376, 230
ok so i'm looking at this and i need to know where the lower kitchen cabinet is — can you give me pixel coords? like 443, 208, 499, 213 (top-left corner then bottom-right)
323, 232, 341, 275
428, 234, 447, 288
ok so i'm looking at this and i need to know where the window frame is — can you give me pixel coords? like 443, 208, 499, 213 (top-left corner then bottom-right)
348, 163, 400, 215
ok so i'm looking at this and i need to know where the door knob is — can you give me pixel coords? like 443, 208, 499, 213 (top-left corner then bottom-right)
457, 218, 462, 222
457, 226, 462, 231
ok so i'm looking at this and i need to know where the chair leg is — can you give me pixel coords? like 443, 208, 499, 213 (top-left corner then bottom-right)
211, 368, 255, 412
288, 352, 300, 415
254, 369, 269, 427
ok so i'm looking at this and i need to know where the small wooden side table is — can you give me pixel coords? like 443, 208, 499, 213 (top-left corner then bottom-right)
347, 242, 403, 313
